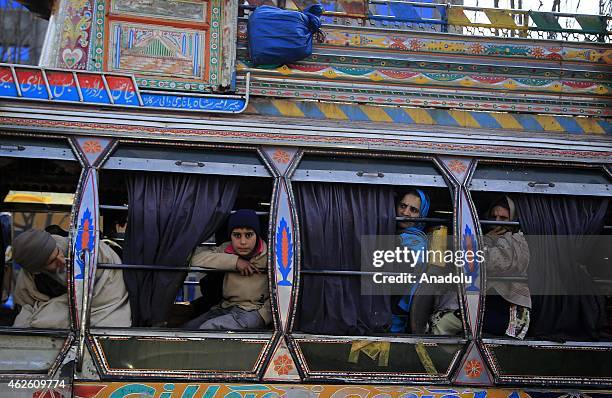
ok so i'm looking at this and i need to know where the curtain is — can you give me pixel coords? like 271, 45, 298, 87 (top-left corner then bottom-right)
295, 182, 395, 335
123, 172, 239, 327
515, 194, 608, 340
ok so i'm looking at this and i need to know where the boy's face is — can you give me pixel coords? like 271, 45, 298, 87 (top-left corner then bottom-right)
230, 227, 257, 256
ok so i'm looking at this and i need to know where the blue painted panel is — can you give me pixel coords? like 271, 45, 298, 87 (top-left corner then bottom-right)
0, 68, 17, 97
141, 93, 246, 112
50, 85, 80, 101
81, 87, 111, 104
78, 75, 111, 104
17, 70, 47, 99
111, 90, 139, 106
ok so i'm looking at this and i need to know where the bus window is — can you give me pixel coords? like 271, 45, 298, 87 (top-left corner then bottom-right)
92, 144, 275, 375
0, 135, 80, 373
289, 153, 464, 380
470, 162, 612, 383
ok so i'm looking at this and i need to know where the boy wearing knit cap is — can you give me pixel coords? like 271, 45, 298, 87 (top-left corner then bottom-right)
11, 229, 131, 328
185, 209, 271, 330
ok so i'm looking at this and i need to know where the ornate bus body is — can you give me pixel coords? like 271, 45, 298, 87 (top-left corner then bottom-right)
0, 1, 610, 398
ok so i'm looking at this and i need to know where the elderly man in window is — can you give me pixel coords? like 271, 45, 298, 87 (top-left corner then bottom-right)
482, 196, 531, 339
11, 229, 131, 328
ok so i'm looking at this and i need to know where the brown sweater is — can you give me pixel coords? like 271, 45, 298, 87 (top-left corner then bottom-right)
190, 241, 272, 325
483, 231, 531, 309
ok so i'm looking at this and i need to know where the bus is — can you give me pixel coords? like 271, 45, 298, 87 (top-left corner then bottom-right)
0, 1, 610, 397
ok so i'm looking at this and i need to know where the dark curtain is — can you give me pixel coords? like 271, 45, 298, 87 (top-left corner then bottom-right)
123, 172, 239, 327
295, 182, 395, 335
515, 194, 608, 340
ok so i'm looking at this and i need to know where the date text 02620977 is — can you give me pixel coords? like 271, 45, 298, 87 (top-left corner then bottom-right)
7, 379, 66, 389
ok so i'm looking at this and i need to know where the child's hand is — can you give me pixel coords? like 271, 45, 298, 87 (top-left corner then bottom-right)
236, 258, 261, 276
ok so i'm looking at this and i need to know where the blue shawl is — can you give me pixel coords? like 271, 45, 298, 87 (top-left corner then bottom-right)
391, 189, 430, 333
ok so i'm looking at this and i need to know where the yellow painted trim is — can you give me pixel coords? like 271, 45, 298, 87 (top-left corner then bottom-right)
405, 108, 435, 125
318, 103, 349, 120
575, 117, 605, 135
361, 105, 393, 123
449, 110, 481, 128
490, 112, 523, 130
484, 9, 524, 29
272, 100, 305, 118
447, 7, 472, 25
535, 115, 564, 132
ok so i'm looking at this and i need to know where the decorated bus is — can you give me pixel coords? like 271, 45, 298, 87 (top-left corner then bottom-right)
0, 1, 611, 398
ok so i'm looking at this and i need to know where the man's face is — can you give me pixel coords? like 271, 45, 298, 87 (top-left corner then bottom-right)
230, 227, 257, 257
487, 205, 511, 236
43, 247, 66, 273
396, 193, 421, 229
490, 205, 510, 222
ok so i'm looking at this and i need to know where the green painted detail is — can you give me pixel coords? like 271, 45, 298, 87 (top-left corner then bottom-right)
484, 45, 531, 56
423, 73, 465, 81
138, 38, 175, 57
514, 78, 552, 86
335, 67, 372, 76
530, 11, 562, 31
575, 15, 606, 34
135, 77, 211, 92
91, 0, 106, 71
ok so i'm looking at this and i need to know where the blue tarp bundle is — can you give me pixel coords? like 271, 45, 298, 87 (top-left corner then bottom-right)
248, 4, 324, 66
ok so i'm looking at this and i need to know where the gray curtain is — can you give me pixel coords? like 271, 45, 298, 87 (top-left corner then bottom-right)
295, 182, 395, 335
516, 194, 608, 340
123, 172, 239, 327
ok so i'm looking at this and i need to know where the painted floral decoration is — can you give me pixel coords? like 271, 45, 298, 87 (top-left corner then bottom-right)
273, 354, 294, 375
82, 140, 102, 154
273, 149, 291, 164
465, 359, 483, 378
448, 160, 468, 175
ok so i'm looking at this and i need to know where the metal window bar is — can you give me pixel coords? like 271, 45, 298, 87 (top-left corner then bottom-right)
99, 205, 268, 216
98, 263, 227, 272
480, 220, 612, 231
488, 276, 612, 285
94, 265, 612, 284
99, 205, 128, 211
302, 269, 403, 276
480, 220, 520, 227
396, 216, 451, 223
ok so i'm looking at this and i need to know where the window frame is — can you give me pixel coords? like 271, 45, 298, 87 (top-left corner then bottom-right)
0, 134, 80, 378
285, 149, 468, 383
467, 158, 612, 386
88, 141, 279, 379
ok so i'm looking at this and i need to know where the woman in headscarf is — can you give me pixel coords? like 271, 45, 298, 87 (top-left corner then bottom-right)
391, 189, 430, 333
482, 196, 531, 339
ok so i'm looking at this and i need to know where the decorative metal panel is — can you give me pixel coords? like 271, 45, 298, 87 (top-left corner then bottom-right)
74, 137, 114, 167
72, 169, 99, 327
108, 22, 205, 80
